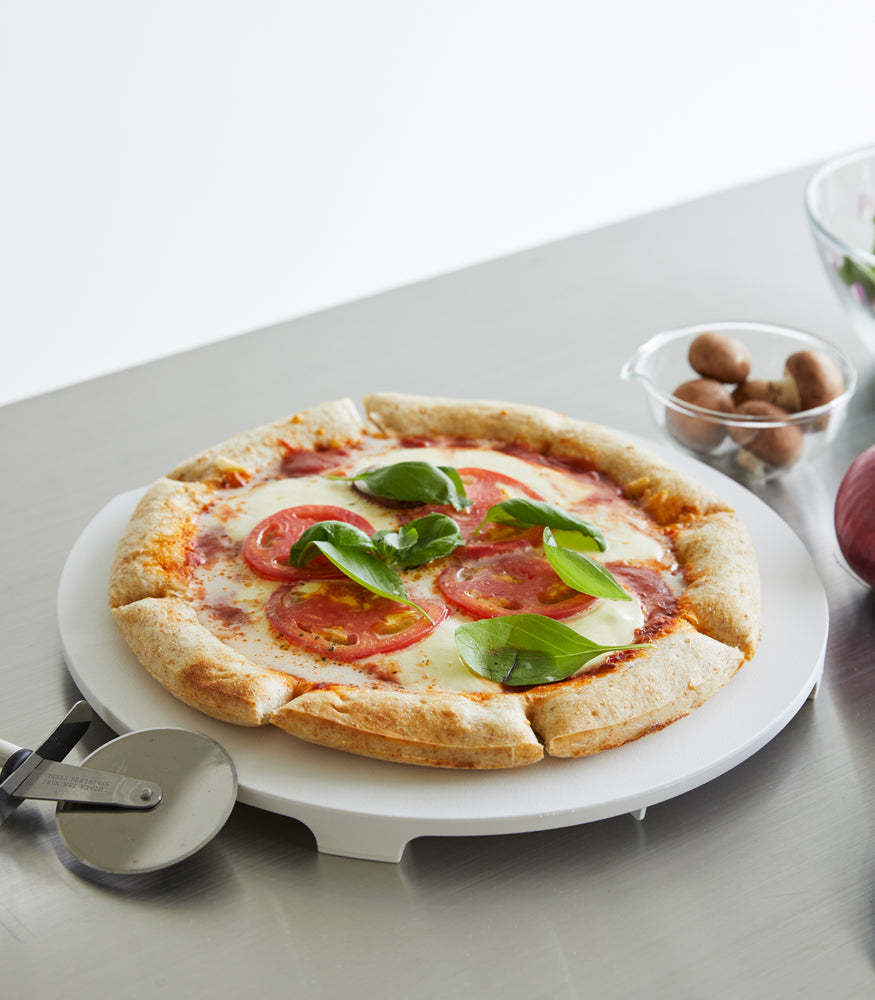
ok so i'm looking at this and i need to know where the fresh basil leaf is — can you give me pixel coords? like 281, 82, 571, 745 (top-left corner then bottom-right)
543, 528, 631, 601
477, 498, 606, 551
288, 520, 374, 567
548, 527, 602, 553
370, 528, 404, 565
455, 614, 651, 686
438, 465, 468, 499
840, 218, 875, 295
839, 256, 875, 301
331, 462, 472, 510
372, 513, 463, 567
308, 540, 433, 622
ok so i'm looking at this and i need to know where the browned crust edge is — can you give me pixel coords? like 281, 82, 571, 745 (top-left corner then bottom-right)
112, 598, 305, 726
363, 391, 734, 523
673, 511, 762, 659
108, 478, 212, 608
525, 621, 744, 757
270, 688, 543, 769
169, 397, 367, 486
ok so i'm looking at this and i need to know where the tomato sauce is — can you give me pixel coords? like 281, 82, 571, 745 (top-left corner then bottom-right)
279, 447, 350, 477
191, 527, 240, 569
204, 603, 251, 628
608, 563, 679, 640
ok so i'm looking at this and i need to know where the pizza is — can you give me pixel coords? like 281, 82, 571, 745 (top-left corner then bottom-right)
108, 393, 761, 769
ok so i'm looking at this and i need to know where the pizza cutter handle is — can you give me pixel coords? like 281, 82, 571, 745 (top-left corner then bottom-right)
0, 701, 92, 769
0, 741, 33, 823
0, 744, 32, 781
0, 702, 93, 823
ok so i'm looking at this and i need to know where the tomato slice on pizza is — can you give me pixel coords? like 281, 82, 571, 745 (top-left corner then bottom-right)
437, 550, 600, 620
265, 579, 448, 661
243, 505, 374, 581
406, 468, 544, 556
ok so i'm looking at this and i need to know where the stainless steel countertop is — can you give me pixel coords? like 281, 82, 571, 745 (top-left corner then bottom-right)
2, 165, 873, 998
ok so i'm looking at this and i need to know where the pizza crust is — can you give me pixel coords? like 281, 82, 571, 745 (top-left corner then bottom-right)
271, 688, 543, 769
364, 391, 733, 522
108, 392, 763, 768
526, 620, 743, 756
364, 392, 568, 451
169, 398, 366, 486
673, 512, 761, 658
113, 597, 305, 726
108, 478, 211, 608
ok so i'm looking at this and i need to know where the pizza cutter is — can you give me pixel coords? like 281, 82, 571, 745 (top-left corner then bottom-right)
0, 701, 238, 874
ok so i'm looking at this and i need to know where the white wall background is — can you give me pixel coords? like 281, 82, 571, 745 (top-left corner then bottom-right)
2, 1, 873, 406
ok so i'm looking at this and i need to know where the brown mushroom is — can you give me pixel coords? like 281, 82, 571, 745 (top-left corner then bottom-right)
666, 378, 735, 453
768, 350, 845, 414
688, 332, 752, 384
729, 400, 804, 472
731, 379, 773, 406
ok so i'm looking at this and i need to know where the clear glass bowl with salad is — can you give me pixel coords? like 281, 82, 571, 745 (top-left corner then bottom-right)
805, 146, 875, 353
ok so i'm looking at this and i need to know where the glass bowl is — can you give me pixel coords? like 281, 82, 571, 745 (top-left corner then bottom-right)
805, 146, 875, 353
621, 321, 857, 482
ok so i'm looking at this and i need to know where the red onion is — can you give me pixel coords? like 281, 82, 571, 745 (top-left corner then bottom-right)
834, 444, 875, 587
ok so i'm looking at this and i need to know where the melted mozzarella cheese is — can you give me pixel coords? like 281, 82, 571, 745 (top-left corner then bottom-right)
193, 444, 676, 693
213, 477, 399, 540
386, 596, 645, 692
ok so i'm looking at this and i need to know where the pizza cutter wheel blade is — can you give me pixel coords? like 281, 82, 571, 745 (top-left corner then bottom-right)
1, 704, 238, 875
55, 727, 238, 874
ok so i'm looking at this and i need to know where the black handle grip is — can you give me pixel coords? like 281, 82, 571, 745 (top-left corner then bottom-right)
0, 748, 32, 784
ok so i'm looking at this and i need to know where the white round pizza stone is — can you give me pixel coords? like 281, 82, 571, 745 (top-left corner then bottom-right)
57, 440, 827, 862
